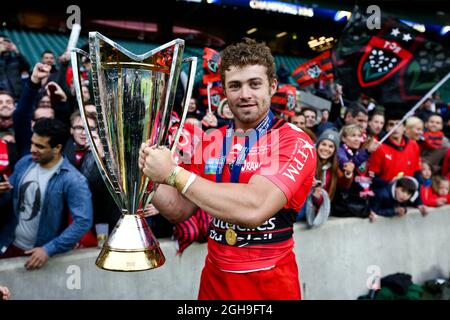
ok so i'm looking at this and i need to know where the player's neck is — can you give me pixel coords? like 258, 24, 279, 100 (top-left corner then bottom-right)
233, 111, 270, 132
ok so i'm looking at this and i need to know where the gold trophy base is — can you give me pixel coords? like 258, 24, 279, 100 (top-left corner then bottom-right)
95, 244, 165, 272
95, 213, 165, 272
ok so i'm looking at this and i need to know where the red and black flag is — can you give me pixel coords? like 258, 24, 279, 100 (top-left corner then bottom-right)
332, 6, 450, 110
199, 47, 225, 111
202, 47, 221, 84
292, 50, 334, 88
271, 84, 297, 117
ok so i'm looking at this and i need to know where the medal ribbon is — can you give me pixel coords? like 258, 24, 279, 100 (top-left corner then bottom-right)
215, 110, 276, 183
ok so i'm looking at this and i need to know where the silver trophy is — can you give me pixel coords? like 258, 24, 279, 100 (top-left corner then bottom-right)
71, 32, 197, 271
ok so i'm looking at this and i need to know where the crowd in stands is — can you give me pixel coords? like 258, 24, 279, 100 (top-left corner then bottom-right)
0, 33, 450, 270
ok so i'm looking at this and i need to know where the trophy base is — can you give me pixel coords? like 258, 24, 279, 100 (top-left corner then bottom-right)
95, 244, 165, 272
94, 213, 165, 272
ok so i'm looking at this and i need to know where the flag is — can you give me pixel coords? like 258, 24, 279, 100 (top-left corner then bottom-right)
271, 84, 297, 116
198, 80, 225, 112
202, 47, 221, 84
292, 50, 334, 88
332, 6, 450, 110
198, 47, 225, 111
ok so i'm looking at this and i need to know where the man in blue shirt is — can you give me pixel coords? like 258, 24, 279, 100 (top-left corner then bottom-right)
0, 118, 93, 269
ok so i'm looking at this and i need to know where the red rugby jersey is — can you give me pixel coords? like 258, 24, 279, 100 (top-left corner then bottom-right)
368, 137, 421, 182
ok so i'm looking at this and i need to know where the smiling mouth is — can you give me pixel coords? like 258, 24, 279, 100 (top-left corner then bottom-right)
239, 104, 256, 109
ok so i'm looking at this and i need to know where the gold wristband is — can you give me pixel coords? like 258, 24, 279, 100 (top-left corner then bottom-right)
166, 166, 182, 187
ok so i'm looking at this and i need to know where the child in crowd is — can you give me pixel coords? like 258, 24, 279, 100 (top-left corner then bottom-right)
421, 168, 449, 207
337, 124, 370, 174
332, 124, 374, 218
370, 176, 421, 221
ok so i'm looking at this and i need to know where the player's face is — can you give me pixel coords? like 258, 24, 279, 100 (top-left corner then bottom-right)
224, 65, 277, 130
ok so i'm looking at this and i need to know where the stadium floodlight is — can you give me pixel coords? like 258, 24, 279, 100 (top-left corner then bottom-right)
441, 25, 450, 36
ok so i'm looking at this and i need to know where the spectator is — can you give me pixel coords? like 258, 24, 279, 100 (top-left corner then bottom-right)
41, 81, 71, 124
13, 63, 52, 157
0, 119, 93, 269
0, 136, 18, 228
367, 110, 385, 140
368, 108, 427, 216
316, 108, 336, 136
32, 107, 55, 126
36, 94, 52, 109
40, 50, 57, 81
276, 63, 290, 85
421, 113, 449, 172
186, 97, 204, 121
289, 112, 306, 130
301, 107, 318, 133
307, 129, 350, 225
368, 109, 422, 187
0, 131, 14, 143
84, 104, 97, 116
370, 176, 421, 221
288, 112, 316, 141
327, 82, 346, 128
63, 111, 97, 168
0, 136, 18, 178
217, 99, 234, 127
321, 109, 330, 124
337, 124, 370, 174
0, 90, 15, 134
348, 102, 369, 131
405, 116, 424, 142
420, 160, 444, 207
421, 173, 449, 207
68, 83, 91, 113
66, 52, 91, 89
415, 97, 434, 123
62, 110, 118, 242
332, 124, 373, 218
0, 35, 30, 100
328, 101, 368, 133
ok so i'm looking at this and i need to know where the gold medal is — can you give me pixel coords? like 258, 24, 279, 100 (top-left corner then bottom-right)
225, 228, 237, 246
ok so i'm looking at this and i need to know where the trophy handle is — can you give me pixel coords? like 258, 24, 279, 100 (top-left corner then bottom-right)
170, 56, 198, 155
70, 49, 124, 210
141, 57, 198, 208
